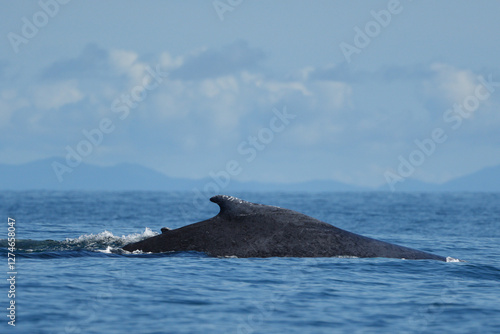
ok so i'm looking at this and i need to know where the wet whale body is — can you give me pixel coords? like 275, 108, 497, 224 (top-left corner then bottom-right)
122, 195, 447, 261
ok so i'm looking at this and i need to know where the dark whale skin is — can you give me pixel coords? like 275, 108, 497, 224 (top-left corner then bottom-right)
122, 195, 447, 261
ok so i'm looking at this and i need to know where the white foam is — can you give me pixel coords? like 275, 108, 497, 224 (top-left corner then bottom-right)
96, 246, 114, 254
62, 227, 159, 252
446, 257, 463, 262
131, 249, 153, 254
66, 227, 158, 245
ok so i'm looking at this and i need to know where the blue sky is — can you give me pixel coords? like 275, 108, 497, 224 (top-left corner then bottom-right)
1, 0, 499, 187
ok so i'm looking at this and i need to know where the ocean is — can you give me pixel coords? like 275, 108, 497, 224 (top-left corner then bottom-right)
1, 191, 499, 333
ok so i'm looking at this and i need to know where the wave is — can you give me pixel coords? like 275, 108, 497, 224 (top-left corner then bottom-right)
0, 228, 158, 256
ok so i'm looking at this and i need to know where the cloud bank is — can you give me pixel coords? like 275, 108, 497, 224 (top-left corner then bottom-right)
1, 41, 499, 187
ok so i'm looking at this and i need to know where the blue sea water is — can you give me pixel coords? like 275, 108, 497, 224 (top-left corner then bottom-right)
1, 191, 499, 334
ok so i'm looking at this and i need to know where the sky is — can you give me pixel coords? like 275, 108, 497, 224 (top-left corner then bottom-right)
1, 0, 499, 187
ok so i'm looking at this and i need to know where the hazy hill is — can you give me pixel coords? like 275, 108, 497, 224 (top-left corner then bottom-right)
1, 158, 499, 192
0, 158, 363, 192
438, 165, 500, 191
0, 158, 197, 191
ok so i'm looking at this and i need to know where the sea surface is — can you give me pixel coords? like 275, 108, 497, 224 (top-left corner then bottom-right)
1, 191, 499, 334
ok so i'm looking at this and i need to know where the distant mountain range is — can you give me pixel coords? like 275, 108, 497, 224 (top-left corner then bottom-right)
0, 157, 499, 192
381, 164, 500, 192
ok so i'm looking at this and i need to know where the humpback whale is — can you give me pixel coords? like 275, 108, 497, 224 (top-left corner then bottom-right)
122, 195, 447, 261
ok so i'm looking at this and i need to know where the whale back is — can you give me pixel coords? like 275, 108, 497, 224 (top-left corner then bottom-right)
122, 195, 447, 261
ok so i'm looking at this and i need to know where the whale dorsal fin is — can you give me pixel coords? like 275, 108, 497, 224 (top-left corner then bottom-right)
210, 195, 258, 216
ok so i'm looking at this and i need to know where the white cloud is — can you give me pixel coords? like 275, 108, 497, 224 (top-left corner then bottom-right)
2, 42, 499, 186
170, 40, 265, 80
159, 52, 184, 70
33, 80, 84, 110
109, 49, 149, 85
109, 49, 138, 69
309, 81, 352, 109
199, 76, 239, 98
428, 63, 477, 103
0, 90, 30, 128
